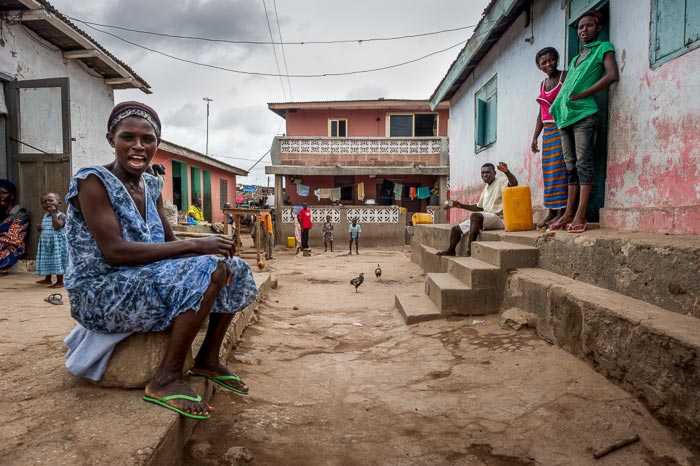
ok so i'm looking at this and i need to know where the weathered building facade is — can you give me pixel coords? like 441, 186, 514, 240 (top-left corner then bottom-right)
0, 0, 149, 255
431, 0, 700, 234
266, 99, 450, 246
153, 140, 247, 224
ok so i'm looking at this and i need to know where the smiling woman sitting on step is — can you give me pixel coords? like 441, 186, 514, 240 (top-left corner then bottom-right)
63, 102, 258, 420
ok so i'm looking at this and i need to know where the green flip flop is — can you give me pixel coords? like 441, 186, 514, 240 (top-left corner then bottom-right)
188, 370, 249, 396
142, 393, 211, 420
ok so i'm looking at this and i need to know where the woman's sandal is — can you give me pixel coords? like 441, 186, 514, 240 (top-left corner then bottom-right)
44, 293, 63, 305
547, 221, 568, 232
188, 370, 249, 396
567, 223, 587, 234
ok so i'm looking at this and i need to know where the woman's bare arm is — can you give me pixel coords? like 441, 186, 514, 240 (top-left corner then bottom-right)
75, 174, 234, 266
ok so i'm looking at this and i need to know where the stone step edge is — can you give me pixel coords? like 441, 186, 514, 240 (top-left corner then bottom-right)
394, 293, 444, 324
148, 273, 271, 466
505, 268, 700, 450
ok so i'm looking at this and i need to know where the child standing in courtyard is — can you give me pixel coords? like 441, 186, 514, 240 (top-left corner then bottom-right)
348, 217, 361, 255
293, 214, 302, 255
322, 215, 334, 252
530, 46, 568, 229
35, 192, 67, 288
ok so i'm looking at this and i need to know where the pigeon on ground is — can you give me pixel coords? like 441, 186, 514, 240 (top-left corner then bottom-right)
375, 264, 382, 280
350, 273, 364, 292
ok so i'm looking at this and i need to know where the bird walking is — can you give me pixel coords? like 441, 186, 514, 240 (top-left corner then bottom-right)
350, 273, 364, 292
375, 264, 382, 280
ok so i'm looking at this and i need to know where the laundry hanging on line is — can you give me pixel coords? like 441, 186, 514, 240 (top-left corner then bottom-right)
393, 183, 403, 201
417, 186, 431, 199
330, 187, 342, 202
296, 184, 310, 196
357, 182, 364, 201
409, 187, 417, 200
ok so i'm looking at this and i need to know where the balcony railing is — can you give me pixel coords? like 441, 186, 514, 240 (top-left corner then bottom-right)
277, 136, 448, 156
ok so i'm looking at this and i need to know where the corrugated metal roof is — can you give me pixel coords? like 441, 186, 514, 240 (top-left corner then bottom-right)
268, 98, 448, 118
429, 0, 528, 108
159, 139, 248, 176
0, 0, 150, 92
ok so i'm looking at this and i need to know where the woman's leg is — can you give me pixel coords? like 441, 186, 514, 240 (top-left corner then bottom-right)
36, 275, 52, 284
49, 275, 64, 288
571, 115, 598, 226
145, 261, 228, 416
551, 126, 579, 227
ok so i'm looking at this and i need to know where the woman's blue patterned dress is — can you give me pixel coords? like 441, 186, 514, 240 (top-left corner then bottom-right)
64, 165, 258, 334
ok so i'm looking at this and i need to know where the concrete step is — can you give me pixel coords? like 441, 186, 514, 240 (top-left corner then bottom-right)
504, 267, 700, 450
443, 256, 503, 289
411, 244, 448, 273
471, 241, 538, 268
394, 293, 443, 324
425, 273, 501, 315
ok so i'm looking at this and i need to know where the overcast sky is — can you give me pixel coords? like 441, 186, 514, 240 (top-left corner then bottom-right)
50, 0, 490, 185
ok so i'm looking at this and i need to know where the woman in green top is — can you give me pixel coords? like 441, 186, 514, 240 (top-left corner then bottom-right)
548, 10, 619, 233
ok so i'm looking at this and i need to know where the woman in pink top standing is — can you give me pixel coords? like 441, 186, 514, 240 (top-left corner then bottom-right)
530, 47, 569, 229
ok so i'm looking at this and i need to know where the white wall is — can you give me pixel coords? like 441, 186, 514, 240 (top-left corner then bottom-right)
0, 22, 115, 172
448, 1, 567, 222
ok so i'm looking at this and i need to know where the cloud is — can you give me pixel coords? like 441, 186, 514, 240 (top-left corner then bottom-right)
345, 84, 390, 100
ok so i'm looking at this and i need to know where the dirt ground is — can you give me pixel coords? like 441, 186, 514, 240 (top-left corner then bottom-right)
185, 245, 697, 466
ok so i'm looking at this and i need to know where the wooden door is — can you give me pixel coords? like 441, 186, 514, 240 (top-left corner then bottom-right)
8, 78, 71, 258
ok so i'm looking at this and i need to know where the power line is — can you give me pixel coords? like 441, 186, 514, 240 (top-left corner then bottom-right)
272, 0, 293, 100
261, 0, 287, 100
65, 13, 479, 46
77, 20, 469, 78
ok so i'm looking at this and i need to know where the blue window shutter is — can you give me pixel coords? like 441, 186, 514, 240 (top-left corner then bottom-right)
476, 99, 488, 147
655, 0, 686, 59
487, 96, 497, 145
687, 0, 700, 45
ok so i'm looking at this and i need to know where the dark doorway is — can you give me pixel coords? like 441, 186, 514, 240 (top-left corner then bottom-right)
567, 1, 610, 221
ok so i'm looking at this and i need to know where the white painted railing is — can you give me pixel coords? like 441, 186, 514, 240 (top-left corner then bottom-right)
279, 137, 447, 155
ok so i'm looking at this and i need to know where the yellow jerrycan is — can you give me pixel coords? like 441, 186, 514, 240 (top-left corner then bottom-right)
411, 212, 433, 225
502, 186, 533, 232
287, 236, 296, 248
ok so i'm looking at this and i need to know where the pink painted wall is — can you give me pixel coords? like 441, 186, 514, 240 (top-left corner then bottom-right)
152, 149, 237, 223
600, 3, 700, 234
285, 107, 449, 137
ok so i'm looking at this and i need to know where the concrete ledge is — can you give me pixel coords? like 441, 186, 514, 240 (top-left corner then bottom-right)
504, 268, 700, 449
394, 293, 443, 324
146, 272, 271, 466
471, 241, 538, 268
537, 229, 700, 318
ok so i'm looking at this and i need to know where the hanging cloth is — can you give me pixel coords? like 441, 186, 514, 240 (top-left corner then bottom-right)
417, 186, 431, 199
409, 187, 417, 200
330, 187, 342, 202
296, 184, 309, 196
319, 188, 332, 199
314, 188, 321, 201
357, 182, 365, 201
393, 183, 403, 201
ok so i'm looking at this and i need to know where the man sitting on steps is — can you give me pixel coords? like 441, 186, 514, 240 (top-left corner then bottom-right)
438, 162, 518, 257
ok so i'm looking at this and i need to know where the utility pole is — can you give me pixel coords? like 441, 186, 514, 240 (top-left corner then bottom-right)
203, 97, 213, 156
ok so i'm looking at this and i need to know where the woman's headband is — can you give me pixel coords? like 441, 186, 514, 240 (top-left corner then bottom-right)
107, 101, 161, 138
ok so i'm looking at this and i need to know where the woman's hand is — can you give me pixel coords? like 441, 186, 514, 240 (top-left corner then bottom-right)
193, 235, 237, 258
531, 138, 540, 153
36, 225, 42, 232
569, 93, 581, 102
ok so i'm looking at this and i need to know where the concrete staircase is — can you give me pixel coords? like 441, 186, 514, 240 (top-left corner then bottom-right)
398, 224, 700, 450
395, 235, 538, 324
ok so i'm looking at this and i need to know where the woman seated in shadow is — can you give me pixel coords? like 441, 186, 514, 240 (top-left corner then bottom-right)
0, 179, 29, 274
64, 102, 258, 419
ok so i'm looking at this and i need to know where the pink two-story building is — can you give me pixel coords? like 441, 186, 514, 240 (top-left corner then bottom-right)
266, 99, 449, 246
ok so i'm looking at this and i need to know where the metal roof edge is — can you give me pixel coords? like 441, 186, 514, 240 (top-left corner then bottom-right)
159, 139, 248, 176
429, 0, 522, 110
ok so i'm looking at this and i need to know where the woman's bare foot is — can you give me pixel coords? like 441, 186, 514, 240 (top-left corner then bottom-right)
536, 210, 558, 229
190, 362, 248, 394
36, 278, 52, 285
144, 378, 211, 417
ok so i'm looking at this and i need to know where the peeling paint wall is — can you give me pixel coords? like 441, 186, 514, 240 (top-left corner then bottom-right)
447, 1, 565, 224
0, 22, 116, 172
447, 0, 700, 234
602, 1, 700, 234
